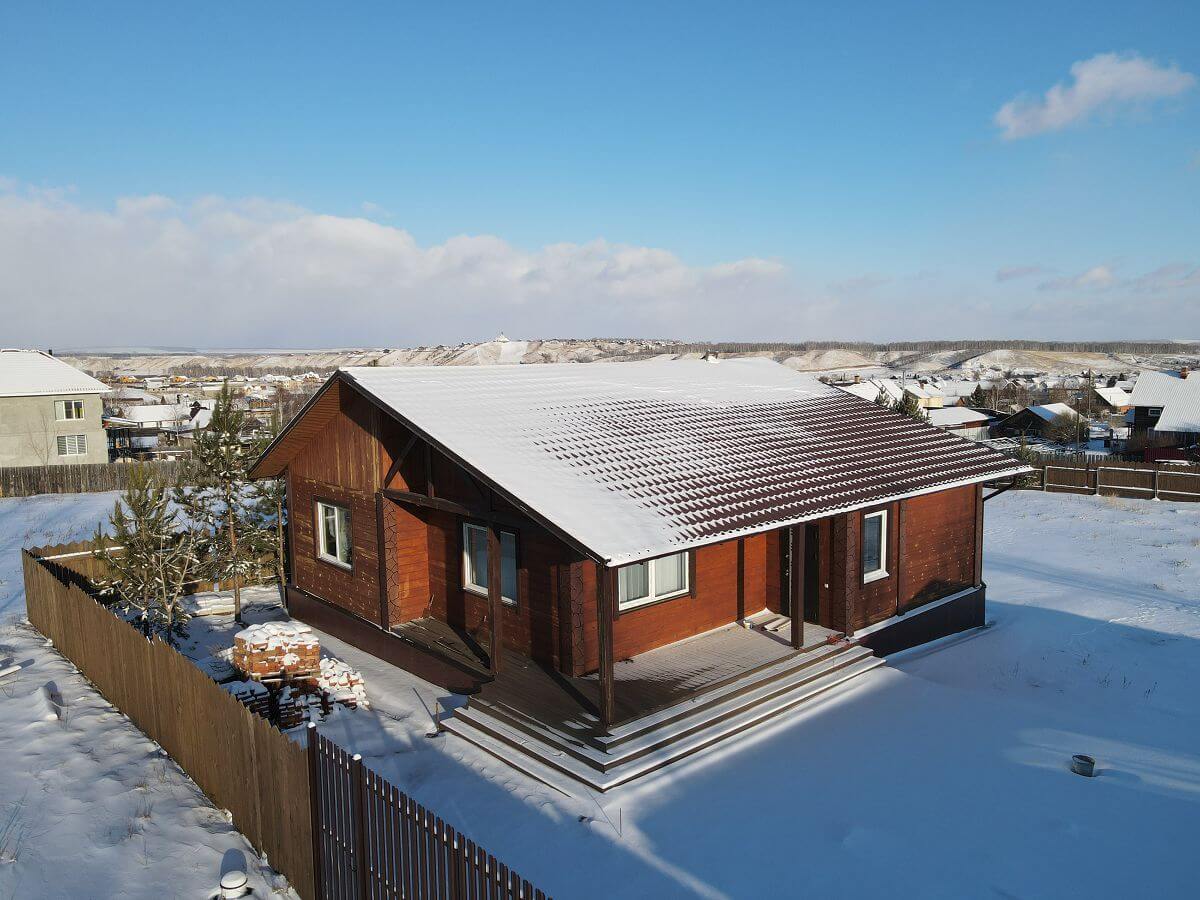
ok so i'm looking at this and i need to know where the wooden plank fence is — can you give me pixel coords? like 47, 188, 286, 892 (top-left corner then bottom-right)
21, 542, 550, 900
1018, 459, 1200, 501
0, 459, 187, 497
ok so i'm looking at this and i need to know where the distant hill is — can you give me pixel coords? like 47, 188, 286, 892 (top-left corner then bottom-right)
61, 337, 1200, 379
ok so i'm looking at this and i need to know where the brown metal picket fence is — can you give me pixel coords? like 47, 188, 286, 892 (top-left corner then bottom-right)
310, 732, 547, 900
21, 541, 550, 900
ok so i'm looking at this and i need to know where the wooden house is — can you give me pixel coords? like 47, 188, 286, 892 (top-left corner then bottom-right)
251, 359, 1026, 789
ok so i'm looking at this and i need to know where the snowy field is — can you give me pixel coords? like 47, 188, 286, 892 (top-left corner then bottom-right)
0, 493, 291, 900
2, 489, 1199, 898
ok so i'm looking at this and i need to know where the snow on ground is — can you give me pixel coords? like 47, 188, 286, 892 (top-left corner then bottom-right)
4, 490, 1200, 898
0, 492, 119, 616
0, 493, 292, 900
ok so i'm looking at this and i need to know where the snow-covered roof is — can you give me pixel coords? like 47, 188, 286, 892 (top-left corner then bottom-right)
927, 407, 990, 428
0, 349, 109, 398
1129, 371, 1183, 408
1155, 375, 1200, 434
1093, 386, 1132, 407
1028, 402, 1084, 422
263, 359, 1026, 565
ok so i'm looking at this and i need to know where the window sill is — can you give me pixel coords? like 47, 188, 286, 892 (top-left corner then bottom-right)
463, 584, 517, 608
317, 553, 353, 573
617, 588, 690, 614
862, 569, 889, 585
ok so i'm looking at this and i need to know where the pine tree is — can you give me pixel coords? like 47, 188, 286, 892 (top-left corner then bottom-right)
893, 392, 928, 421
175, 383, 264, 624
969, 385, 988, 407
248, 404, 288, 599
92, 465, 199, 645
874, 386, 892, 407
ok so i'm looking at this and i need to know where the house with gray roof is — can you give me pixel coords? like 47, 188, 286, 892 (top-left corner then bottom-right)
0, 350, 109, 467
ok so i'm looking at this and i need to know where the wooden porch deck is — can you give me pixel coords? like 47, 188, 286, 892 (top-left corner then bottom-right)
395, 611, 840, 735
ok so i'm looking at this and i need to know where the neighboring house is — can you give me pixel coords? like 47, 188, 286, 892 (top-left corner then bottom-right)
105, 400, 215, 457
1128, 370, 1194, 444
1152, 372, 1200, 448
836, 378, 943, 409
1091, 386, 1132, 413
0, 349, 110, 467
926, 406, 991, 441
251, 359, 1026, 789
996, 403, 1087, 440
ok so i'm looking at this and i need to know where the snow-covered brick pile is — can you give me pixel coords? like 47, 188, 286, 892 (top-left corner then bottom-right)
232, 621, 319, 680
317, 657, 369, 709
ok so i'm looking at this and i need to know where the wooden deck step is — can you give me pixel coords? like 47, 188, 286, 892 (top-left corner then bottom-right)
443, 651, 886, 792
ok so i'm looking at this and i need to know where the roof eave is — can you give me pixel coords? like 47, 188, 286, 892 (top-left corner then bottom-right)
602, 464, 1034, 567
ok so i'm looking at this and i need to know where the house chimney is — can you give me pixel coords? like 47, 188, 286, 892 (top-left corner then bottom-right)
1181, 367, 1190, 380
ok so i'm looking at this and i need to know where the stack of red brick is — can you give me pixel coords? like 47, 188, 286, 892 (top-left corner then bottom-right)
232, 621, 320, 680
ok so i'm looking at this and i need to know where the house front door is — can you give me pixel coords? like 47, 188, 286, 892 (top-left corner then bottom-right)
780, 523, 821, 623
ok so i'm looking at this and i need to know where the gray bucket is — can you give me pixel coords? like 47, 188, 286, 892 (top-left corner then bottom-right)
1070, 754, 1096, 777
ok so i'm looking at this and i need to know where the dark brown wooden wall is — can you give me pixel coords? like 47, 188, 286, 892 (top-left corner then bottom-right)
576, 532, 771, 672
289, 389, 387, 625
897, 485, 978, 612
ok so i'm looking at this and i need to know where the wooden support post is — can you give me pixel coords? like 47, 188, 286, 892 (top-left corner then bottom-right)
735, 538, 746, 622
375, 493, 390, 630
842, 513, 860, 638
1153, 466, 1160, 501
895, 501, 907, 615
487, 523, 503, 674
973, 484, 984, 587
789, 526, 805, 650
306, 724, 325, 900
597, 566, 617, 733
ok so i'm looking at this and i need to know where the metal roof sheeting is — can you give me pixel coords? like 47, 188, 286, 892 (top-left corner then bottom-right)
1155, 375, 1200, 434
343, 359, 1026, 565
1129, 371, 1183, 408
0, 349, 109, 398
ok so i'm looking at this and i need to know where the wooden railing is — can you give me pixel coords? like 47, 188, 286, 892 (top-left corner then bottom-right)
21, 542, 550, 900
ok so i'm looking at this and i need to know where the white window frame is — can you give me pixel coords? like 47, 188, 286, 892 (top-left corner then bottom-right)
55, 399, 85, 421
1147, 407, 1162, 417
56, 434, 88, 456
461, 522, 518, 607
316, 500, 352, 569
617, 552, 690, 612
861, 509, 889, 583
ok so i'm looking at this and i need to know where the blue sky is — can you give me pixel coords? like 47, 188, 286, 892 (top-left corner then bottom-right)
2, 2, 1198, 346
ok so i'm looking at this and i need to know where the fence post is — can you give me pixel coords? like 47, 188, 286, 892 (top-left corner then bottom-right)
1041, 466, 1048, 491
307, 724, 325, 900
1094, 467, 1100, 496
1153, 466, 1161, 501
351, 754, 371, 900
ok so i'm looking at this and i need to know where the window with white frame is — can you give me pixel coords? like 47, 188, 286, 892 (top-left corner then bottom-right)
54, 399, 85, 421
617, 552, 689, 611
462, 523, 517, 605
56, 434, 87, 456
861, 509, 888, 583
1148, 407, 1162, 417
316, 501, 352, 568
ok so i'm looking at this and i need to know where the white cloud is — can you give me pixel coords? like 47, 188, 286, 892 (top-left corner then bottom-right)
1, 183, 1197, 347
0, 187, 801, 347
995, 52, 1195, 140
995, 265, 1047, 283
1038, 265, 1117, 291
